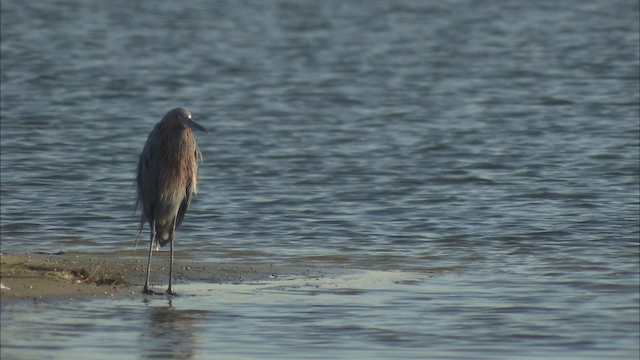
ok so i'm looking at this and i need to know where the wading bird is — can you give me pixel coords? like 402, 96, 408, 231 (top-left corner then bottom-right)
136, 107, 207, 295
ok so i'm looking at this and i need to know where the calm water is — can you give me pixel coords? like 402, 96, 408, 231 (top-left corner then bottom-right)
1, 0, 639, 358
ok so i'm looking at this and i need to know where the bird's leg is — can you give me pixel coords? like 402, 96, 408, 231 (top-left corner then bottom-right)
142, 221, 158, 295
166, 220, 177, 296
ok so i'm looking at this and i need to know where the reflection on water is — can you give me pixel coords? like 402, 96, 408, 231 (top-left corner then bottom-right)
140, 301, 210, 360
1, 271, 639, 359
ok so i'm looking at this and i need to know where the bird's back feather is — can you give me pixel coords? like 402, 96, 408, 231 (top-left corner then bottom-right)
136, 119, 201, 248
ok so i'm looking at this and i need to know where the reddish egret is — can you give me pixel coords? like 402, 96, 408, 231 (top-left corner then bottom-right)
136, 107, 207, 295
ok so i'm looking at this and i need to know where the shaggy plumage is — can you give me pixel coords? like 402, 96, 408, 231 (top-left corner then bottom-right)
135, 107, 207, 295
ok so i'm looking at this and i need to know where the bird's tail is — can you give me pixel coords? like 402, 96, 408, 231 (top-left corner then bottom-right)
132, 193, 146, 249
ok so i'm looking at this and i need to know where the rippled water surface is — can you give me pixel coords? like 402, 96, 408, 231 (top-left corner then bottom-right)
1, 0, 639, 359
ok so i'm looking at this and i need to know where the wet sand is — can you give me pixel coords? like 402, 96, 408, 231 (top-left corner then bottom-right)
0, 251, 323, 302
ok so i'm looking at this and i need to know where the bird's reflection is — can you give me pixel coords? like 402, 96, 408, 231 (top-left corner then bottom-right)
139, 298, 212, 360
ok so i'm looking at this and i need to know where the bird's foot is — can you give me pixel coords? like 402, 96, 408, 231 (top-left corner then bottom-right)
165, 288, 177, 296
142, 286, 163, 296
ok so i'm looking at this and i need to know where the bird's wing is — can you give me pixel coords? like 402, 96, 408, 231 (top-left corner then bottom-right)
136, 127, 162, 222
175, 180, 193, 228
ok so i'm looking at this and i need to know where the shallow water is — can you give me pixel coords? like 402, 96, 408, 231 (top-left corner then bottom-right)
1, 0, 639, 358
2, 270, 637, 359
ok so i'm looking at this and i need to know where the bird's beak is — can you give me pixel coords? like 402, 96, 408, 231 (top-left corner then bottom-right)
187, 118, 209, 133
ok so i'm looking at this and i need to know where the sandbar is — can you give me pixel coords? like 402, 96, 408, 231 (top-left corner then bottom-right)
0, 251, 323, 302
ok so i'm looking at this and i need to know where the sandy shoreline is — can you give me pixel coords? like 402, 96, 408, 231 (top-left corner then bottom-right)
0, 251, 323, 302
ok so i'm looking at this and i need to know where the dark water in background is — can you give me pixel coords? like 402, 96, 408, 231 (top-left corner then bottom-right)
1, 0, 639, 359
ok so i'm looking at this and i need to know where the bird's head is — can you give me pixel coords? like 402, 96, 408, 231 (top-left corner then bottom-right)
167, 107, 208, 133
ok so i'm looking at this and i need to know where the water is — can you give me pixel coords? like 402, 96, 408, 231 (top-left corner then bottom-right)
1, 0, 639, 358
1, 271, 634, 360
